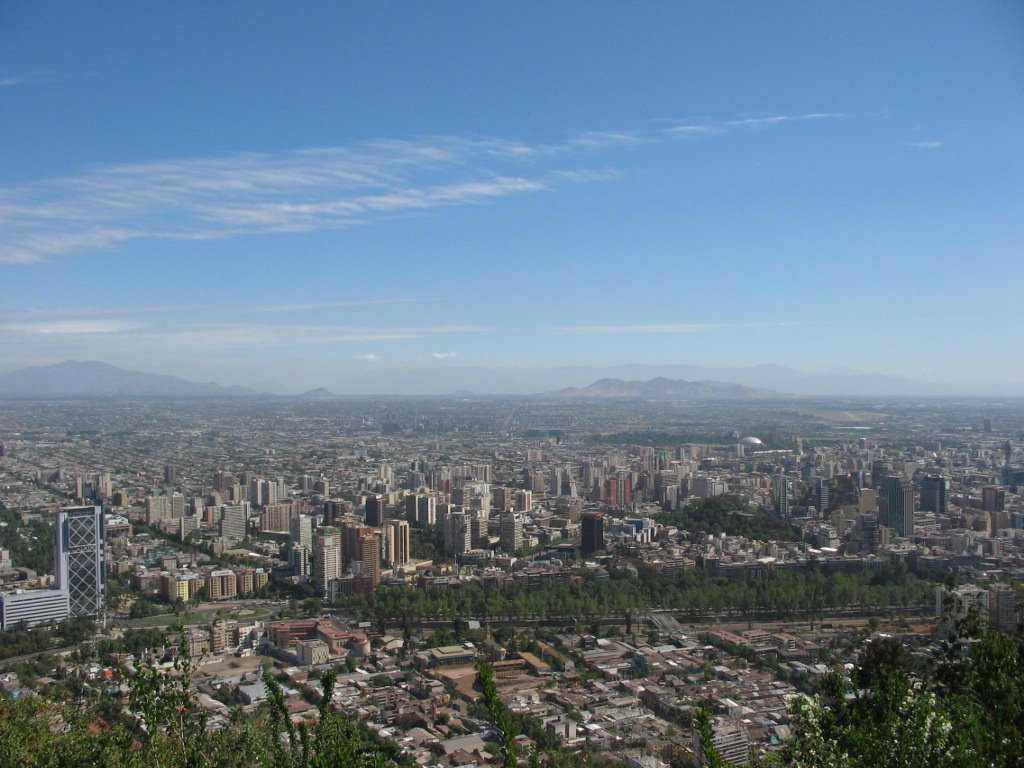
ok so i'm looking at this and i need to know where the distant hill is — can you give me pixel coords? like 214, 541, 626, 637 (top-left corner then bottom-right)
297, 387, 337, 400
545, 376, 788, 400
0, 361, 258, 398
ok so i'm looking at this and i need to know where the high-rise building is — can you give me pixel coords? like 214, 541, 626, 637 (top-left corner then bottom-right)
219, 502, 250, 546
290, 513, 314, 551
261, 501, 294, 533
850, 513, 882, 554
989, 583, 1018, 631
323, 499, 349, 527
146, 495, 171, 523
342, 523, 373, 568
263, 479, 279, 506
692, 474, 727, 499
581, 512, 605, 555
364, 493, 385, 527
982, 486, 1005, 513
881, 476, 915, 538
55, 505, 105, 617
871, 460, 891, 489
386, 520, 411, 566
514, 490, 532, 512
288, 512, 314, 579
491, 486, 513, 513
170, 494, 186, 519
443, 511, 471, 556
357, 530, 381, 589
458, 482, 491, 518
313, 529, 341, 595
550, 466, 567, 497
248, 479, 264, 506
920, 475, 950, 515
288, 544, 310, 578
416, 494, 437, 526
604, 471, 633, 508
814, 477, 830, 516
499, 512, 524, 553
774, 475, 790, 518
381, 524, 395, 567
404, 494, 419, 523
96, 472, 112, 500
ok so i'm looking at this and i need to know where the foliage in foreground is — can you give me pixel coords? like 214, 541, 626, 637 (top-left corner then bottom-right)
0, 662, 397, 768
3, 620, 1023, 768
776, 621, 1024, 768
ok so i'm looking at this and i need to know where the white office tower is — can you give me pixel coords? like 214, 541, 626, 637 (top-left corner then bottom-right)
313, 529, 342, 595
56, 505, 105, 617
416, 494, 437, 526
387, 520, 411, 566
0, 589, 70, 629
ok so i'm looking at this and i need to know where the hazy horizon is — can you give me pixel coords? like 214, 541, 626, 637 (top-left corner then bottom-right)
2, 358, 1023, 399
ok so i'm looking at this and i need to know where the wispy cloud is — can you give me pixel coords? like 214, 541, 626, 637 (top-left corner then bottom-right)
0, 113, 848, 265
0, 319, 492, 351
0, 297, 422, 320
726, 112, 846, 129
0, 71, 54, 88
565, 130, 652, 149
431, 351, 458, 359
0, 138, 593, 264
354, 353, 380, 362
0, 319, 139, 335
907, 140, 943, 150
558, 323, 774, 334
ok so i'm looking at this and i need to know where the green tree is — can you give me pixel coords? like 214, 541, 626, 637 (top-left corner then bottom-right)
476, 659, 517, 768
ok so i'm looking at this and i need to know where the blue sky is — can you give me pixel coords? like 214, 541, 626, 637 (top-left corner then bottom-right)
1, 2, 1022, 393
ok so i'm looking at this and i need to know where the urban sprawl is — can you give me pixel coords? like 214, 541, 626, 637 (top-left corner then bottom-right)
1, 396, 1022, 767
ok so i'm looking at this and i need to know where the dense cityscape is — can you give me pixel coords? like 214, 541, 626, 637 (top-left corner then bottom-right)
2, 393, 1023, 766
3, 3, 1022, 766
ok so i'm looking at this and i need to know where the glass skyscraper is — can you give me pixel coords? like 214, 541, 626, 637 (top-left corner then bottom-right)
56, 505, 105, 617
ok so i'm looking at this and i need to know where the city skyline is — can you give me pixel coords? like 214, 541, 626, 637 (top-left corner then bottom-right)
1, 3, 1022, 393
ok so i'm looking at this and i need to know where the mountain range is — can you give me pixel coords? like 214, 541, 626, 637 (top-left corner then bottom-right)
0, 360, 1017, 398
545, 376, 785, 400
0, 361, 258, 398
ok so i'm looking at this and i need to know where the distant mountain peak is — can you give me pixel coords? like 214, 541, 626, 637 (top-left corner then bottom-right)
545, 376, 788, 400
298, 387, 336, 400
0, 360, 258, 399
